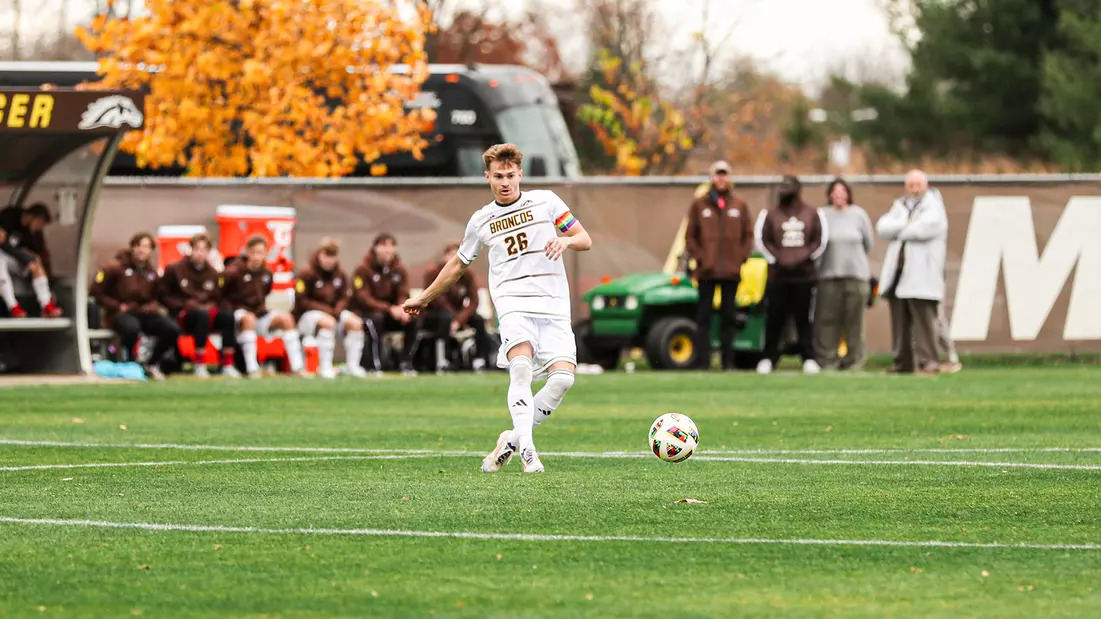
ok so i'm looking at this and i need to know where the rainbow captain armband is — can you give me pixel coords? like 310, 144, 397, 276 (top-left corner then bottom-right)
554, 211, 578, 233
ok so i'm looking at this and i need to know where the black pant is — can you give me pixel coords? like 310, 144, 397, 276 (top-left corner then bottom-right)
180, 308, 237, 352
115, 312, 180, 365
763, 280, 815, 363
694, 278, 740, 369
362, 312, 419, 370
422, 309, 493, 364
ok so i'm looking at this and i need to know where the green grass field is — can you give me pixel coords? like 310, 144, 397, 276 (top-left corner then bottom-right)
2, 367, 1100, 617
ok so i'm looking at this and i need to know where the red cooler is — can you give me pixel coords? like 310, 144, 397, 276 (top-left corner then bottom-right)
155, 225, 209, 273
215, 205, 297, 291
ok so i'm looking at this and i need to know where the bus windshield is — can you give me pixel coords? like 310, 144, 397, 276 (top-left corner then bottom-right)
496, 104, 581, 178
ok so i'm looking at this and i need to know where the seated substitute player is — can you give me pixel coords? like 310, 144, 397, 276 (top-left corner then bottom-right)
220, 235, 306, 377
403, 143, 592, 474
159, 232, 240, 378
422, 242, 493, 372
293, 238, 367, 379
0, 202, 63, 318
90, 232, 181, 380
350, 233, 419, 376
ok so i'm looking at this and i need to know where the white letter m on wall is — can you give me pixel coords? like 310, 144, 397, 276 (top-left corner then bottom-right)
952, 196, 1101, 341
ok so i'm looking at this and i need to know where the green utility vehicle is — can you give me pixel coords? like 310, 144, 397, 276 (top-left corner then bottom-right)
576, 254, 772, 370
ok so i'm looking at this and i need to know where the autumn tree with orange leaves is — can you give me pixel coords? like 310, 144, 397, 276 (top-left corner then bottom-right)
76, 0, 436, 177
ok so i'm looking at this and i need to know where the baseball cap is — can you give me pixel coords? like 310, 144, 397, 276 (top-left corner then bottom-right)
709, 160, 731, 175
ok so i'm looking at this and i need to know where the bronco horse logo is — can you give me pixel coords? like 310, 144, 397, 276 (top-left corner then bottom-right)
77, 95, 144, 130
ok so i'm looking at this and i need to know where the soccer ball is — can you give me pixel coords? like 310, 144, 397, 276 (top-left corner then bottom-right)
649, 413, 698, 462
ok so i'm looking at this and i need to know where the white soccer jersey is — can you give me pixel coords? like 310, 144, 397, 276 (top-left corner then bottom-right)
457, 189, 578, 321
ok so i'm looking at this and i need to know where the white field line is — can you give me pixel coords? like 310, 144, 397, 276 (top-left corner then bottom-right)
3, 439, 1100, 455
0, 516, 1098, 551
2, 452, 1100, 473
0, 454, 438, 472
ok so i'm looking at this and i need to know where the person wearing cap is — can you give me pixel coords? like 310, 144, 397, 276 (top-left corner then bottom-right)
684, 160, 753, 370
753, 174, 828, 374
0, 202, 63, 318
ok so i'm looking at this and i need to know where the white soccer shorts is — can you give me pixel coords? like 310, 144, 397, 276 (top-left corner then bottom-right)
296, 309, 360, 338
234, 308, 278, 336
495, 313, 577, 372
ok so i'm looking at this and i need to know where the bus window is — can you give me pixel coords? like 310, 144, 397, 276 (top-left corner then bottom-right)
494, 104, 579, 178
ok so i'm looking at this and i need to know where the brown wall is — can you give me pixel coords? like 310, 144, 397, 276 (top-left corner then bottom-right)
93, 178, 1101, 355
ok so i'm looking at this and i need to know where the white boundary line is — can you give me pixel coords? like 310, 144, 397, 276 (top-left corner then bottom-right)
2, 452, 1100, 472
3, 439, 1100, 455
1, 516, 1098, 551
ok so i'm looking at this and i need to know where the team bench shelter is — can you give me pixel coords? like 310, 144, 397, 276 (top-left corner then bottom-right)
0, 86, 145, 374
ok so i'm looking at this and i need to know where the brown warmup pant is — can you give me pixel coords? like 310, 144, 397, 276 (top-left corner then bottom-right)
813, 278, 867, 370
888, 297, 939, 372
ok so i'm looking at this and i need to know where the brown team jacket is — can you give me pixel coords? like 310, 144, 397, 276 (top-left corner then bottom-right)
424, 261, 479, 325
219, 259, 273, 316
90, 249, 163, 328
348, 252, 410, 318
293, 251, 351, 319
685, 186, 753, 281
159, 257, 220, 316
756, 199, 825, 283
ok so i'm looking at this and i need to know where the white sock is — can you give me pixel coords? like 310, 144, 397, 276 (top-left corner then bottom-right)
344, 330, 364, 371
317, 328, 335, 373
239, 330, 259, 374
0, 269, 16, 309
533, 369, 575, 427
282, 330, 305, 372
32, 275, 51, 307
507, 356, 535, 453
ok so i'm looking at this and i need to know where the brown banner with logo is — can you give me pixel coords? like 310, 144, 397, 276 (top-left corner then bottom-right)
0, 88, 144, 133
93, 179, 1101, 354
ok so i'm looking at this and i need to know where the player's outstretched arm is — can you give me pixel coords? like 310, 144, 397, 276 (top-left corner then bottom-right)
544, 222, 592, 261
402, 255, 469, 315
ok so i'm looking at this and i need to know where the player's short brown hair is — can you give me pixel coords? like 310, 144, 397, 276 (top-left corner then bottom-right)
129, 232, 155, 249
483, 143, 523, 171
246, 235, 268, 250
372, 233, 396, 248
318, 237, 340, 256
24, 202, 53, 223
189, 232, 213, 249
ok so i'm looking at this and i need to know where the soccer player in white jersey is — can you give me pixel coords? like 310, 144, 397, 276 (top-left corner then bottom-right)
403, 143, 592, 473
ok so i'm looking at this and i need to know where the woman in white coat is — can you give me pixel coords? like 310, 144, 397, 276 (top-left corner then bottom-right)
877, 170, 947, 374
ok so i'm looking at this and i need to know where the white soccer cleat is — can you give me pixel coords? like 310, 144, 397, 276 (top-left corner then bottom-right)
520, 447, 544, 473
344, 365, 368, 378
803, 359, 821, 374
481, 430, 518, 473
318, 367, 337, 379
756, 359, 773, 375
220, 365, 242, 379
193, 365, 210, 379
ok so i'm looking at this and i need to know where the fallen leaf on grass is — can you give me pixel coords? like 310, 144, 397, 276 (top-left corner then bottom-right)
496, 554, 503, 560
130, 610, 143, 616
401, 496, 409, 501
584, 593, 594, 601
138, 564, 150, 570
824, 425, 833, 433
910, 567, 924, 574
62, 477, 73, 481
214, 544, 223, 551
71, 418, 85, 424
119, 424, 127, 431
456, 601, 465, 609
676, 498, 708, 504
981, 570, 990, 577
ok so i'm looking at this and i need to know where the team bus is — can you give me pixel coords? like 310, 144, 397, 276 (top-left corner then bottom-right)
0, 61, 582, 178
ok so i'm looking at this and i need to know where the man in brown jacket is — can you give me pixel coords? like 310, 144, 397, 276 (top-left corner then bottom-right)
753, 174, 828, 374
684, 160, 753, 370
349, 233, 419, 375
422, 242, 492, 372
91, 232, 180, 380
220, 235, 305, 377
159, 232, 239, 378
293, 238, 366, 379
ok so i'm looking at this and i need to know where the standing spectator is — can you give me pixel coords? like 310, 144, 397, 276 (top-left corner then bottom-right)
220, 235, 306, 377
684, 160, 752, 370
422, 242, 493, 372
159, 232, 240, 378
813, 178, 874, 370
349, 233, 419, 375
0, 203, 63, 318
293, 238, 367, 379
877, 169, 948, 375
90, 232, 180, 380
753, 174, 827, 375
